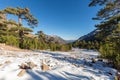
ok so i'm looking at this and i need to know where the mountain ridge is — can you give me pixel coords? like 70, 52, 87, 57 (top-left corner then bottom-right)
77, 29, 99, 41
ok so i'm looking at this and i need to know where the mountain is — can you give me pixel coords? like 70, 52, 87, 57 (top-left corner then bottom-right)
66, 40, 75, 43
26, 32, 69, 44
49, 35, 76, 44
77, 29, 99, 41
51, 35, 67, 44
45, 35, 67, 44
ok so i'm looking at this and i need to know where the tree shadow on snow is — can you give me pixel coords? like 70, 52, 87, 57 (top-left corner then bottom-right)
33, 50, 115, 80
26, 70, 42, 80
26, 69, 67, 80
36, 70, 67, 80
63, 71, 91, 80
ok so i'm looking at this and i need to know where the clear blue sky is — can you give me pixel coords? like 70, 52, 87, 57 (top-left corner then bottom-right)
0, 0, 101, 40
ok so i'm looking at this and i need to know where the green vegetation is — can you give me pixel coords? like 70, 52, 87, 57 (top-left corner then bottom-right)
0, 7, 71, 51
73, 40, 100, 50
89, 0, 120, 71
73, 0, 120, 71
3, 7, 38, 48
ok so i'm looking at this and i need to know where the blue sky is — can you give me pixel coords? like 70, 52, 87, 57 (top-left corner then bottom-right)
0, 0, 101, 40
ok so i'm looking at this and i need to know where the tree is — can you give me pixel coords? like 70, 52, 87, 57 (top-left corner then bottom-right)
36, 31, 46, 40
89, 0, 120, 70
1, 7, 38, 48
0, 35, 19, 47
89, 0, 120, 44
11, 26, 33, 48
89, 0, 120, 20
3, 7, 38, 26
89, 0, 120, 40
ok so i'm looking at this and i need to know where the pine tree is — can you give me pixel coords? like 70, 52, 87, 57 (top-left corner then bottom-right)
89, 0, 120, 70
2, 7, 38, 48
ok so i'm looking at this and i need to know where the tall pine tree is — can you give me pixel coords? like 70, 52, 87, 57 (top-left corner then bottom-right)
1, 7, 38, 48
89, 0, 120, 70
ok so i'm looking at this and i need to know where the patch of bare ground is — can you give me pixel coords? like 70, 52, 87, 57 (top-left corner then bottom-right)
0, 43, 29, 52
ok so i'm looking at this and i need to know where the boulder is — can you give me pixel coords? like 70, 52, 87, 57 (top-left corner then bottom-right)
19, 63, 30, 69
98, 59, 103, 62
19, 62, 37, 69
115, 72, 120, 80
91, 58, 96, 63
41, 63, 49, 71
17, 69, 26, 77
27, 62, 37, 69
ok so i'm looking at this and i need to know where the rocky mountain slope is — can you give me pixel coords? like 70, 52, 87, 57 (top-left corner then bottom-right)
46, 35, 67, 44
77, 29, 99, 41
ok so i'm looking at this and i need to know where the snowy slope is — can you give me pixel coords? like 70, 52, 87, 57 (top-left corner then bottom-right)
0, 48, 117, 80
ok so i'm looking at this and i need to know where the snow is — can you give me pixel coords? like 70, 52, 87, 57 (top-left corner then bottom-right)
0, 48, 117, 80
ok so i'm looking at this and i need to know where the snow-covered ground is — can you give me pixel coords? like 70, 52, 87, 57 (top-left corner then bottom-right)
0, 48, 117, 80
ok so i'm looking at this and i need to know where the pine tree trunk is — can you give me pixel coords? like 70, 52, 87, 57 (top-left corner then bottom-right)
19, 30, 24, 48
18, 15, 24, 48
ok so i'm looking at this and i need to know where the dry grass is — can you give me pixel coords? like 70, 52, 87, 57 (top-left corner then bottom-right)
0, 43, 29, 52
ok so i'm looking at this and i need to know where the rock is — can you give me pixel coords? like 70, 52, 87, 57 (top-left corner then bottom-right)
79, 64, 84, 67
72, 63, 79, 67
19, 63, 30, 69
4, 60, 11, 64
115, 72, 120, 80
17, 69, 26, 77
98, 59, 103, 62
19, 62, 37, 69
91, 58, 96, 63
27, 62, 37, 69
41, 63, 49, 71
0, 64, 2, 66
107, 72, 112, 75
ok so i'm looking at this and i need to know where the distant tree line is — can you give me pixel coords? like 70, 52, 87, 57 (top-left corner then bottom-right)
0, 7, 71, 51
73, 40, 100, 50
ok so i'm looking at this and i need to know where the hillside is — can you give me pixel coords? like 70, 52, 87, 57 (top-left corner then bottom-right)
77, 29, 99, 41
45, 35, 67, 44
